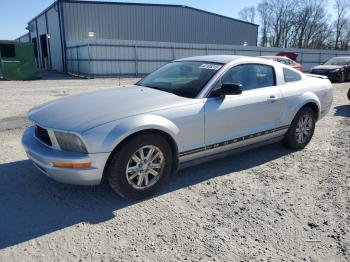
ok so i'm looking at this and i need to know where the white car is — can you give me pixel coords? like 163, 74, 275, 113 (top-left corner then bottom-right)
22, 55, 333, 199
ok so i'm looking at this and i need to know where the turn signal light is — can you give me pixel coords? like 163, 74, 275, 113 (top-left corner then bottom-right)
52, 162, 92, 168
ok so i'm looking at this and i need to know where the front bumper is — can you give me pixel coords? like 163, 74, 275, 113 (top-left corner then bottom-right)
311, 70, 341, 82
22, 126, 110, 186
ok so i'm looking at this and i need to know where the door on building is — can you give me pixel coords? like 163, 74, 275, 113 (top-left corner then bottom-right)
32, 38, 38, 68
40, 34, 49, 69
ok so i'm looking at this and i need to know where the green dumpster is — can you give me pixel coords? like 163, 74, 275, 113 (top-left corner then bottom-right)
0, 41, 37, 80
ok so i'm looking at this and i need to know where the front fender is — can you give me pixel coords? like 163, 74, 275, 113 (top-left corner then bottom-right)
82, 114, 181, 153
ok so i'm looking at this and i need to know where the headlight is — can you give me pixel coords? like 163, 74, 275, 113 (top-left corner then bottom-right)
54, 131, 88, 153
329, 69, 340, 73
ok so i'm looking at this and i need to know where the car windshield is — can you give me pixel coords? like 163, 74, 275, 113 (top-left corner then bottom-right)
138, 61, 223, 98
324, 57, 350, 66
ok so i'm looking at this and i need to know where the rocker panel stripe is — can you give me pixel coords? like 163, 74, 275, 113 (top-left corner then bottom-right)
179, 125, 289, 157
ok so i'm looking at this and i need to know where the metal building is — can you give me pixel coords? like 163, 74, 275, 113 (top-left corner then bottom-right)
16, 33, 30, 43
18, 0, 258, 74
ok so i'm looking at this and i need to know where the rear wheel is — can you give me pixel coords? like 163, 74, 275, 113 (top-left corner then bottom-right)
105, 133, 173, 199
283, 107, 316, 150
338, 71, 345, 83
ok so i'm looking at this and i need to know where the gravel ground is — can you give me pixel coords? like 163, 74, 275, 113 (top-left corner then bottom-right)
0, 71, 349, 262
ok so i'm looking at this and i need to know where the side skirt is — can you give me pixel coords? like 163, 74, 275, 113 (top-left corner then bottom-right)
179, 125, 289, 157
178, 136, 284, 170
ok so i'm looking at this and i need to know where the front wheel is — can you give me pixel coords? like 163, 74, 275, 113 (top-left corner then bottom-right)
338, 71, 345, 83
105, 133, 173, 199
283, 107, 316, 150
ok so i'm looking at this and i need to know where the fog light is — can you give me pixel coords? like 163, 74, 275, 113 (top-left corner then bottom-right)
52, 162, 92, 168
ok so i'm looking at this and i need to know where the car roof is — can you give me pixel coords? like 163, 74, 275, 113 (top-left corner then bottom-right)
260, 55, 290, 60
176, 55, 266, 64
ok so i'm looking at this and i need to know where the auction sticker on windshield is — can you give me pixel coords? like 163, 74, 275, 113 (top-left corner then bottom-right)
199, 64, 222, 70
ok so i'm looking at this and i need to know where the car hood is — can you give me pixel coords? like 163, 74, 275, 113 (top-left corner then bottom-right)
28, 85, 196, 132
311, 65, 343, 70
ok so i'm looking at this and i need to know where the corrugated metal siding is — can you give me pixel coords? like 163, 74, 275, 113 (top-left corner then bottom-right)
62, 2, 258, 46
36, 14, 47, 68
36, 14, 47, 37
28, 18, 44, 68
28, 20, 40, 67
27, 6, 63, 72
65, 39, 350, 77
16, 34, 30, 43
46, 7, 63, 72
28, 22, 36, 42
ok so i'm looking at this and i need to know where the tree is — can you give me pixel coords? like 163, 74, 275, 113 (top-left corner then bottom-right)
290, 0, 331, 49
334, 0, 350, 49
238, 6, 256, 24
339, 18, 350, 49
238, 0, 343, 49
263, 0, 295, 47
257, 1, 270, 46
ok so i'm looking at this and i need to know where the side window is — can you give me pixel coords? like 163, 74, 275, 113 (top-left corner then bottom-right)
222, 64, 276, 91
0, 44, 15, 58
283, 68, 301, 82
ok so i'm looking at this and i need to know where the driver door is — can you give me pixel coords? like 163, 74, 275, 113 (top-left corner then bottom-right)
204, 63, 285, 148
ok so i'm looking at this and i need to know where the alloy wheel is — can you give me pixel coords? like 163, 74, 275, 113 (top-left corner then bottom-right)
295, 114, 313, 144
125, 145, 165, 190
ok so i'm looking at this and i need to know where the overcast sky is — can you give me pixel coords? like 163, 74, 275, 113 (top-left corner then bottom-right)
0, 0, 335, 40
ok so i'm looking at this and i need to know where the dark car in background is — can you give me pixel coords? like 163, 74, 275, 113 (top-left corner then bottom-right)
311, 57, 350, 83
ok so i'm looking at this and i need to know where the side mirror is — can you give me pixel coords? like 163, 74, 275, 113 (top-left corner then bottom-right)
211, 82, 242, 97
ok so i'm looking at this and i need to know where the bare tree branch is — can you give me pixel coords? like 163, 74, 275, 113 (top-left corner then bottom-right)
238, 6, 256, 24
334, 0, 350, 49
239, 0, 349, 50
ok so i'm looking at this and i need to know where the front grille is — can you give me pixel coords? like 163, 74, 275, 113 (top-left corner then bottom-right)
35, 125, 52, 146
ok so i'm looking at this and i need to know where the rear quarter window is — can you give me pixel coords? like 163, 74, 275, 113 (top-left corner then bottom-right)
283, 68, 301, 82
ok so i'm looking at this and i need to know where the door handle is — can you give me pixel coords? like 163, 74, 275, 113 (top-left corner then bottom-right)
268, 95, 279, 103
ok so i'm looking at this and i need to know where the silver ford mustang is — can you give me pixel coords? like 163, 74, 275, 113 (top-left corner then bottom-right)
22, 55, 333, 199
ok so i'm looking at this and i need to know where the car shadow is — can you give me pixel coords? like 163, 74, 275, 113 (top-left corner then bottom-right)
334, 105, 350, 117
0, 142, 292, 249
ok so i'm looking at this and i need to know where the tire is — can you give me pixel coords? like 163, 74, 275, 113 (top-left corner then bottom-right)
283, 107, 316, 150
347, 88, 350, 100
338, 71, 345, 83
105, 133, 173, 200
